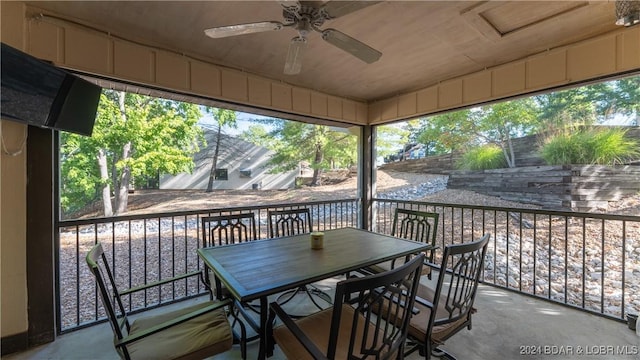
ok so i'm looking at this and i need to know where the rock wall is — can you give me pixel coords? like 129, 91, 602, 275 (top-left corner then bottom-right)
447, 165, 640, 211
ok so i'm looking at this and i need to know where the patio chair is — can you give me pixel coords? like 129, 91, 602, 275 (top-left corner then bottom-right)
268, 208, 333, 315
405, 233, 490, 360
86, 242, 237, 360
201, 213, 258, 353
366, 208, 439, 278
269, 253, 425, 359
201, 213, 258, 300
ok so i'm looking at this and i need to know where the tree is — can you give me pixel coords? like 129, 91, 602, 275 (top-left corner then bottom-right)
375, 124, 410, 162
535, 87, 599, 129
60, 90, 204, 217
532, 77, 640, 127
241, 120, 356, 186
590, 76, 640, 125
407, 99, 539, 168
470, 99, 540, 168
411, 110, 475, 156
203, 108, 237, 192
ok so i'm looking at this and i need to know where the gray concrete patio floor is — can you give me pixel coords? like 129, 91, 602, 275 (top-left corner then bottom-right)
5, 280, 639, 360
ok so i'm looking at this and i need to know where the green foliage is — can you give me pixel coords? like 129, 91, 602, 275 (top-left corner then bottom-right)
376, 124, 410, 158
457, 145, 507, 170
400, 75, 639, 168
203, 108, 237, 129
60, 132, 102, 213
241, 120, 356, 176
540, 127, 640, 165
60, 90, 204, 216
471, 98, 540, 167
406, 98, 540, 167
535, 76, 640, 127
413, 110, 476, 155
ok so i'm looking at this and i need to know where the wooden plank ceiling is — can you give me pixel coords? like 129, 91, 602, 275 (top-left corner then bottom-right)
25, 1, 619, 102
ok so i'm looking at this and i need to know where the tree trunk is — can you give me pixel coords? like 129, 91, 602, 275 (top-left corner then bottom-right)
97, 149, 113, 217
113, 91, 132, 215
310, 143, 323, 186
206, 126, 222, 192
115, 142, 132, 215
506, 135, 516, 168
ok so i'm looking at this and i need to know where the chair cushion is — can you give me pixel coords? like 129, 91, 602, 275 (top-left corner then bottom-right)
126, 301, 232, 360
369, 258, 432, 276
407, 284, 470, 344
274, 304, 389, 360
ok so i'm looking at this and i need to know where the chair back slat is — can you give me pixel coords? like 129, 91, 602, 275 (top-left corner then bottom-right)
392, 209, 439, 267
328, 254, 424, 360
268, 208, 312, 237
201, 213, 257, 247
432, 234, 490, 327
201, 213, 257, 299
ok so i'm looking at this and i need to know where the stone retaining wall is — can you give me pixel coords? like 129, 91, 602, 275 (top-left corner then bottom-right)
447, 165, 640, 211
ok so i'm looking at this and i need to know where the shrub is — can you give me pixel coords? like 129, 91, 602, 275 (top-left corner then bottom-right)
540, 128, 640, 165
539, 132, 587, 164
457, 145, 506, 170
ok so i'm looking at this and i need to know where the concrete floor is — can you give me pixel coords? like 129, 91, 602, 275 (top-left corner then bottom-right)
5, 280, 639, 360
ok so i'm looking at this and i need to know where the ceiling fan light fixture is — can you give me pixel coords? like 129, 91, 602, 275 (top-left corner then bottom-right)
284, 36, 307, 75
615, 0, 640, 26
204, 21, 283, 38
204, 1, 382, 74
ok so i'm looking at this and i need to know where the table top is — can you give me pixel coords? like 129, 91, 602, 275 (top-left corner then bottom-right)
197, 227, 433, 302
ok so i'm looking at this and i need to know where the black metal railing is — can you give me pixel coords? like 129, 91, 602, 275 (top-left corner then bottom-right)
58, 196, 638, 333
56, 198, 359, 333
372, 198, 640, 323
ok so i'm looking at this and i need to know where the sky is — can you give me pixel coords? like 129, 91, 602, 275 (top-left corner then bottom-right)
198, 110, 273, 136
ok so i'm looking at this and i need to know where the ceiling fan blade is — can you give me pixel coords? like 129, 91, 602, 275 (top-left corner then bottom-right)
320, 1, 381, 19
321, 29, 381, 64
204, 21, 283, 39
284, 37, 307, 75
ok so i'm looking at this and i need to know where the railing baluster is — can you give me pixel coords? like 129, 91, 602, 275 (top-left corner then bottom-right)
506, 210, 510, 289
582, 217, 586, 309
533, 214, 537, 295
493, 209, 497, 283
186, 214, 190, 296
564, 215, 568, 304
128, 220, 132, 310
600, 218, 605, 314
157, 217, 161, 303
621, 221, 626, 319
143, 218, 148, 308
85, 224, 92, 324
548, 214, 552, 299
518, 212, 522, 292
171, 216, 175, 300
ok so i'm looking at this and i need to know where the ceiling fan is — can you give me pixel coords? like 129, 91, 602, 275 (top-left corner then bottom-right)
204, 1, 382, 75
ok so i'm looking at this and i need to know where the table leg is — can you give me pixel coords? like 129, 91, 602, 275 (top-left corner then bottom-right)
258, 296, 268, 360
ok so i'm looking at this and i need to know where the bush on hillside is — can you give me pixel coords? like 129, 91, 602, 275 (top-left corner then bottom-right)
540, 127, 640, 165
457, 145, 506, 170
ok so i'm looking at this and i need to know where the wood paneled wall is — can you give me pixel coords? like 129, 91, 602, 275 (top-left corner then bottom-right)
369, 26, 640, 124
21, 8, 368, 125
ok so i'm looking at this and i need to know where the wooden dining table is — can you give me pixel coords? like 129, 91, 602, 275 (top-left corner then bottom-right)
197, 226, 434, 359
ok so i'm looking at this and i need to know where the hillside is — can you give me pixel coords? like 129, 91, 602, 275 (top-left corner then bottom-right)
71, 169, 639, 219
